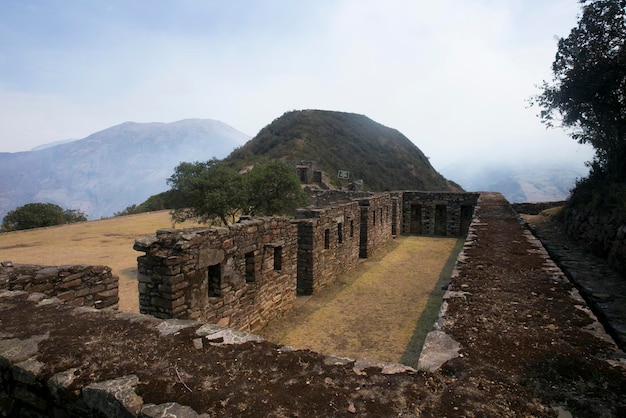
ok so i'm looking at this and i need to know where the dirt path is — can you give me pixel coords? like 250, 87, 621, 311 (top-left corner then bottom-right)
259, 235, 464, 366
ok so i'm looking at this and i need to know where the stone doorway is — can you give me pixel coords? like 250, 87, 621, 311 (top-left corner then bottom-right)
409, 203, 422, 234
434, 205, 447, 236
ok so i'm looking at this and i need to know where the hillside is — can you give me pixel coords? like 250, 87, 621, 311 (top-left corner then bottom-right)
226, 110, 456, 191
0, 119, 249, 219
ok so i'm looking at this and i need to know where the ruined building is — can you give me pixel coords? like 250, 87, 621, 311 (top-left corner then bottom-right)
134, 191, 479, 332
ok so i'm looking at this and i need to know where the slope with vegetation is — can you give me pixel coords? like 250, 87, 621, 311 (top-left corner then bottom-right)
532, 0, 626, 276
226, 109, 457, 192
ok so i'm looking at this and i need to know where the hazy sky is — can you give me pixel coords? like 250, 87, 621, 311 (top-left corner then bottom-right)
0, 0, 595, 168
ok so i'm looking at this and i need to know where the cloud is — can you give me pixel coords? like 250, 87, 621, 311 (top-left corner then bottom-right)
0, 0, 591, 169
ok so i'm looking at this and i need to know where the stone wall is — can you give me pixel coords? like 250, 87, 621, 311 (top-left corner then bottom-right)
358, 194, 395, 258
294, 201, 362, 295
134, 217, 297, 332
0, 262, 118, 309
135, 191, 475, 330
305, 189, 374, 207
401, 192, 479, 237
563, 208, 626, 278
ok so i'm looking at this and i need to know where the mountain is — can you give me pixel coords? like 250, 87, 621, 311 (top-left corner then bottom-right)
441, 160, 590, 203
30, 139, 77, 151
0, 119, 250, 220
226, 110, 456, 191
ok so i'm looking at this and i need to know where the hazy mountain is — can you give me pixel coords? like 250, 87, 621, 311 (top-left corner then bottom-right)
30, 139, 78, 151
226, 110, 458, 192
441, 160, 590, 203
0, 119, 250, 220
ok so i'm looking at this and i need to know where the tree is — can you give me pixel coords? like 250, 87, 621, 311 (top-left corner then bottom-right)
533, 0, 626, 178
245, 161, 309, 216
1, 203, 87, 232
167, 158, 246, 225
165, 159, 309, 225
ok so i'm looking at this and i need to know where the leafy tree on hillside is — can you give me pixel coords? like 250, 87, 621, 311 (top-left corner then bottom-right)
1, 203, 87, 232
532, 0, 626, 178
167, 158, 246, 225
166, 159, 308, 225
246, 161, 309, 216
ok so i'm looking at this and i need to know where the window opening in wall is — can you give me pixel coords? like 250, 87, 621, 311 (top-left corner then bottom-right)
208, 263, 221, 297
380, 208, 383, 223
324, 229, 330, 249
245, 251, 255, 283
274, 246, 283, 271
350, 220, 354, 237
386, 206, 389, 220
373, 211, 376, 225
338, 223, 343, 244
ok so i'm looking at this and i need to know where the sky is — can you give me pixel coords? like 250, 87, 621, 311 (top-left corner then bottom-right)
0, 0, 595, 169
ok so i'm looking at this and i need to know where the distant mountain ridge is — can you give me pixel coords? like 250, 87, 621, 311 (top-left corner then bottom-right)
0, 119, 249, 219
441, 160, 589, 203
226, 110, 457, 192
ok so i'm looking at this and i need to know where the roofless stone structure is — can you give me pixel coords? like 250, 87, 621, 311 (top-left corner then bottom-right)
134, 191, 478, 332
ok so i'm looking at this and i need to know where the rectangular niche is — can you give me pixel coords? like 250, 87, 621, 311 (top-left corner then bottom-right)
274, 246, 283, 271
208, 263, 222, 297
245, 251, 256, 283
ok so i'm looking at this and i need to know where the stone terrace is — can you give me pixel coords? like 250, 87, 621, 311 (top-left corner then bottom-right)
1, 192, 625, 417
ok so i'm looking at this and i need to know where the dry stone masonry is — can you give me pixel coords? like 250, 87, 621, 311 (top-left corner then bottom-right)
134, 217, 297, 332
135, 191, 477, 331
0, 262, 118, 309
401, 191, 479, 237
2, 191, 624, 416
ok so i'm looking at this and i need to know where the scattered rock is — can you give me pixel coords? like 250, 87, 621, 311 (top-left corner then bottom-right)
83, 375, 143, 418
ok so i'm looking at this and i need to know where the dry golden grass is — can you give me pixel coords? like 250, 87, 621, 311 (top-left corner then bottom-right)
258, 235, 463, 366
0, 211, 206, 312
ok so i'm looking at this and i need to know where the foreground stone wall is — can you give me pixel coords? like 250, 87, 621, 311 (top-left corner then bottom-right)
401, 192, 479, 237
0, 290, 417, 418
294, 201, 362, 295
135, 217, 297, 332
0, 262, 118, 309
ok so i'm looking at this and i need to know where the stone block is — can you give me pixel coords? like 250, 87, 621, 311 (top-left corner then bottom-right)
198, 249, 225, 269
59, 277, 84, 290
56, 290, 75, 302
13, 385, 47, 411
96, 288, 118, 299
83, 375, 143, 418
29, 282, 54, 294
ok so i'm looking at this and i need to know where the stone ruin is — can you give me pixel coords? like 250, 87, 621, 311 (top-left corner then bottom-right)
134, 190, 479, 332
0, 262, 118, 310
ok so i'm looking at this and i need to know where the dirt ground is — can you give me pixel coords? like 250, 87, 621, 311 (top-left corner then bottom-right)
2, 195, 626, 417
